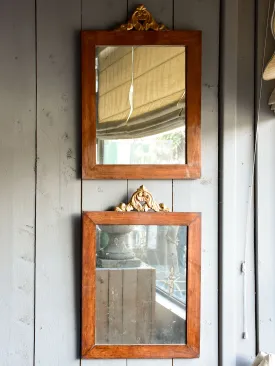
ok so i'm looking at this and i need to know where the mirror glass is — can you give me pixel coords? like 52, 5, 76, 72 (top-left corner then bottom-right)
95, 224, 187, 345
96, 46, 186, 165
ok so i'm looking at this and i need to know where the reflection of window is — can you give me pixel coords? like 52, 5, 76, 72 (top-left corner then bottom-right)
98, 127, 185, 165
131, 226, 187, 306
95, 46, 186, 165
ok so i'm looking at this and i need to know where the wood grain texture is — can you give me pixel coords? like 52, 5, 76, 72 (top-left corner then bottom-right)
0, 0, 35, 364
220, 0, 256, 364
173, 0, 219, 365
256, 0, 275, 354
82, 181, 128, 211
82, 214, 96, 355
96, 270, 109, 344
128, 361, 171, 366
82, 0, 127, 30
136, 269, 155, 344
85, 211, 200, 225
35, 0, 81, 365
122, 269, 137, 344
82, 212, 201, 359
81, 30, 201, 179
108, 270, 123, 344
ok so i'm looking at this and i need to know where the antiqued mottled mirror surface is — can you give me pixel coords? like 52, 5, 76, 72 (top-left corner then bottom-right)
96, 46, 186, 165
95, 224, 187, 345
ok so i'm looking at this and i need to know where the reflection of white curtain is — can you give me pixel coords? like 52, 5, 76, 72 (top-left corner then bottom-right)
97, 46, 185, 139
252, 353, 275, 366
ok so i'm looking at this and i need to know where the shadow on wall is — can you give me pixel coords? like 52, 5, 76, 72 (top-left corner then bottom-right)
237, 355, 253, 366
72, 214, 82, 359
74, 30, 81, 180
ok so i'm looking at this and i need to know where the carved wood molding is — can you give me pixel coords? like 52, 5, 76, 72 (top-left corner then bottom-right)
115, 185, 170, 212
116, 5, 168, 31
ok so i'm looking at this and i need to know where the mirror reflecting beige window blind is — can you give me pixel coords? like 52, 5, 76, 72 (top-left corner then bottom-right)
97, 46, 186, 140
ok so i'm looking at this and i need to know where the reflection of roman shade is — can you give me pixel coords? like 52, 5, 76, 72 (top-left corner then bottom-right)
97, 46, 185, 140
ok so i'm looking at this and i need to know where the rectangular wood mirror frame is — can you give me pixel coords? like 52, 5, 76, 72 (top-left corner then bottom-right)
82, 211, 201, 359
81, 29, 201, 179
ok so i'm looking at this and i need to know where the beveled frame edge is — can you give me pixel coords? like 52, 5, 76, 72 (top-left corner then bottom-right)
82, 211, 201, 359
81, 30, 202, 180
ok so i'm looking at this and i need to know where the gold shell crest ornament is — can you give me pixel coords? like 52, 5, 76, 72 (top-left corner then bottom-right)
115, 185, 170, 212
117, 5, 168, 31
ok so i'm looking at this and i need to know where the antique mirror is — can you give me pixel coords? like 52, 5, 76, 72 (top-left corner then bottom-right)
82, 186, 201, 359
82, 5, 201, 179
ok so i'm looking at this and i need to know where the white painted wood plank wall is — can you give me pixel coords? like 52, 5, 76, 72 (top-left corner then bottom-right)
36, 0, 81, 365
173, 0, 219, 364
220, 0, 256, 365
0, 1, 36, 365
1, 0, 274, 365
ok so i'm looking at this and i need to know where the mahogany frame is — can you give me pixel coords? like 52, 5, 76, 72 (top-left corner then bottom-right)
82, 30, 202, 179
82, 211, 201, 359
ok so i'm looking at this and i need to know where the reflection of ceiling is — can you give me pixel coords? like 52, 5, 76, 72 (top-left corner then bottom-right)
97, 46, 186, 124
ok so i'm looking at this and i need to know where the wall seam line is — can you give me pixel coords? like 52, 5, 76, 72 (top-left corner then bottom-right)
217, 0, 222, 364
33, 0, 38, 364
80, 0, 83, 364
217, 0, 225, 363
254, 0, 259, 354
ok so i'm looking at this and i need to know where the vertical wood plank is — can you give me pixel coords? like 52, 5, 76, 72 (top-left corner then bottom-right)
96, 270, 109, 344
136, 268, 155, 344
256, 0, 275, 354
235, 1, 256, 363
129, 361, 172, 366
82, 0, 128, 30
122, 269, 137, 344
220, 0, 239, 363
220, 0, 256, 365
82, 181, 128, 211
173, 0, 219, 365
0, 0, 35, 365
108, 270, 123, 344
36, 0, 81, 365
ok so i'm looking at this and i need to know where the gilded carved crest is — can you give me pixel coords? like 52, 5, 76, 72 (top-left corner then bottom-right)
117, 5, 168, 31
115, 185, 170, 212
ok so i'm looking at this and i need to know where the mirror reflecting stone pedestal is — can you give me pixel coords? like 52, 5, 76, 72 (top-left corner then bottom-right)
95, 224, 188, 345
97, 224, 141, 268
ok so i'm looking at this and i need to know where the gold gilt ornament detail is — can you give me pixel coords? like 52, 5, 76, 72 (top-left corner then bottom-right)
116, 5, 168, 31
115, 185, 170, 212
